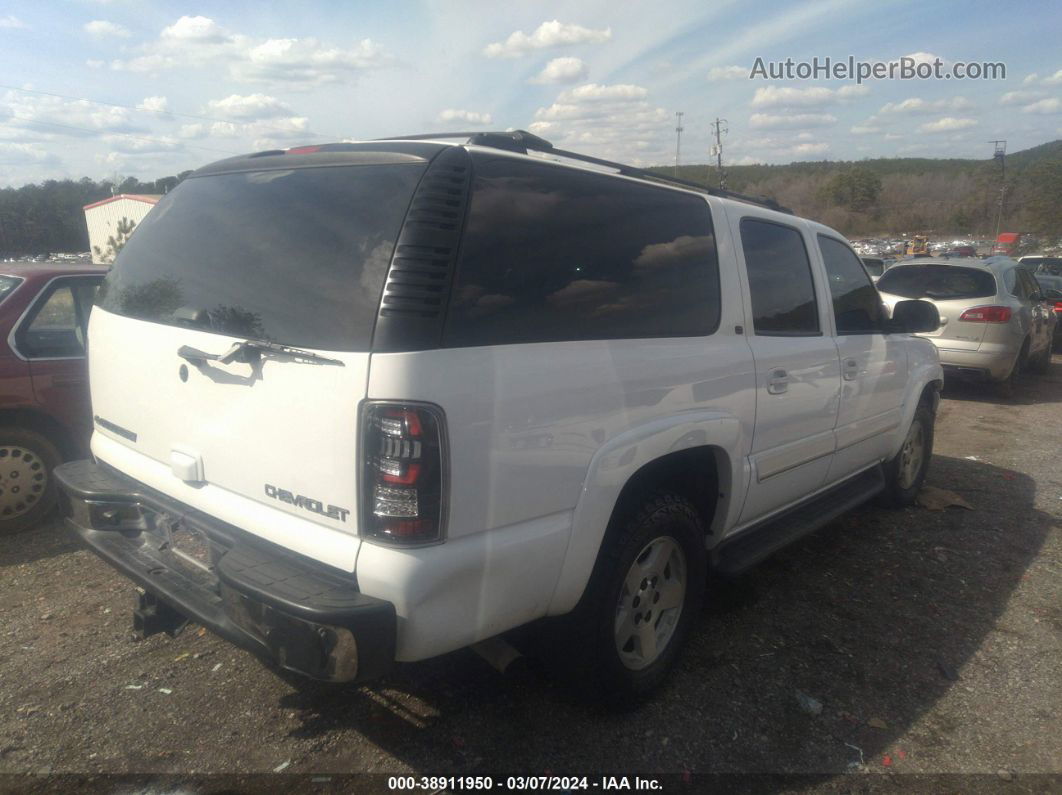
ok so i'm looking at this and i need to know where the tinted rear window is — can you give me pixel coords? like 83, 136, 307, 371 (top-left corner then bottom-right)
97, 163, 426, 351
877, 264, 996, 300
443, 156, 720, 347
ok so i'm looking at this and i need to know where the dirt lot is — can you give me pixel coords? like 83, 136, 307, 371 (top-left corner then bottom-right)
1, 359, 1060, 791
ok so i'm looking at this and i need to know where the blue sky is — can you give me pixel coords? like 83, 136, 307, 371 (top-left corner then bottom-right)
0, 0, 1059, 186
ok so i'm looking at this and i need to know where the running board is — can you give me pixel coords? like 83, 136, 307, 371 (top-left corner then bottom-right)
714, 466, 886, 577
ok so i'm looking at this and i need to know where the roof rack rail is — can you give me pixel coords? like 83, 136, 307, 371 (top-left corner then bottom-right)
379, 130, 792, 214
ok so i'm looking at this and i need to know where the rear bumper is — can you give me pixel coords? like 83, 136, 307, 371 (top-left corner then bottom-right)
54, 460, 395, 683
934, 345, 1016, 381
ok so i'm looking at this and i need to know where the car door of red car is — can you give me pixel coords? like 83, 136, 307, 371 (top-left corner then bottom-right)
15, 276, 103, 453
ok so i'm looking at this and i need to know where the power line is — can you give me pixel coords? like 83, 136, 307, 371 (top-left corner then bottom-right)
0, 83, 292, 132
7, 118, 242, 156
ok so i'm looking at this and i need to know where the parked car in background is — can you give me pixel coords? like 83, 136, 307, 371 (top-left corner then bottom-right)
1028, 260, 1062, 350
0, 262, 106, 532
877, 256, 1056, 393
1018, 255, 1062, 273
860, 257, 886, 281
945, 246, 977, 258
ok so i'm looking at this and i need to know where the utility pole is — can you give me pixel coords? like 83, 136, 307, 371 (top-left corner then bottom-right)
710, 118, 729, 190
989, 140, 1006, 241
674, 111, 684, 176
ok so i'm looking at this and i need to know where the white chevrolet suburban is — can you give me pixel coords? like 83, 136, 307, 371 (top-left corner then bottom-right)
55, 131, 943, 698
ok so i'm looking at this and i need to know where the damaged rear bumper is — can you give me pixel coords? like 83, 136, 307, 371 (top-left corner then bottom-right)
54, 459, 395, 683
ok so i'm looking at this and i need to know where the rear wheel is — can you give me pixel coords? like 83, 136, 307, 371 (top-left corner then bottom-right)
1027, 340, 1051, 375
997, 341, 1028, 398
553, 493, 707, 701
0, 428, 62, 534
880, 401, 934, 508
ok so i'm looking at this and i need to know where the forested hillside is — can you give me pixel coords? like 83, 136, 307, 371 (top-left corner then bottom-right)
652, 140, 1062, 240
1, 141, 1059, 256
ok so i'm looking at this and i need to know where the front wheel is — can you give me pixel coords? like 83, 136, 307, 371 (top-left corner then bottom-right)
557, 493, 707, 701
880, 402, 934, 508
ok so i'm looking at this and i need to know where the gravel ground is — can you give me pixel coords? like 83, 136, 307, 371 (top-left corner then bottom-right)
1, 358, 1060, 792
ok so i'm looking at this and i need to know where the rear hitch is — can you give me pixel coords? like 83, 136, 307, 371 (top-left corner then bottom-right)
132, 590, 189, 640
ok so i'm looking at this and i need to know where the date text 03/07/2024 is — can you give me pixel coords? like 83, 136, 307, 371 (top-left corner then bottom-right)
386, 776, 664, 791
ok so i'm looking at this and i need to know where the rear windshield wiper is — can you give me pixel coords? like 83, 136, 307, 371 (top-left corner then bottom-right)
178, 339, 345, 367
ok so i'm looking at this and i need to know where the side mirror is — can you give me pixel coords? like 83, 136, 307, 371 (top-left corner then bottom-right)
889, 299, 940, 333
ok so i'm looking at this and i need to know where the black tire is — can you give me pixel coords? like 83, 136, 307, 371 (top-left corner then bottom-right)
996, 343, 1026, 398
552, 493, 707, 702
1027, 341, 1051, 375
0, 427, 62, 534
880, 401, 934, 508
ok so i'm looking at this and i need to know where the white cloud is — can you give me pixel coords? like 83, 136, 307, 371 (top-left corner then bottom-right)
103, 134, 182, 154
1001, 90, 1044, 105
140, 96, 169, 113
1022, 98, 1061, 114
109, 15, 390, 85
179, 123, 206, 139
919, 117, 977, 133
161, 15, 228, 43
483, 20, 611, 58
205, 93, 293, 120
706, 65, 747, 81
748, 112, 837, 129
879, 97, 973, 114
558, 83, 648, 103
850, 123, 880, 134
529, 82, 670, 165
0, 15, 27, 29
437, 109, 492, 125
1023, 73, 1039, 84
84, 20, 130, 38
0, 142, 59, 166
751, 84, 868, 108
1, 89, 142, 138
235, 37, 389, 84
529, 57, 588, 85
1042, 69, 1062, 85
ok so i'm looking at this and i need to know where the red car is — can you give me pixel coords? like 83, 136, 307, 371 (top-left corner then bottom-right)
0, 262, 107, 533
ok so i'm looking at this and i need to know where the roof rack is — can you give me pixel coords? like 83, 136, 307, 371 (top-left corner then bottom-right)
380, 130, 792, 214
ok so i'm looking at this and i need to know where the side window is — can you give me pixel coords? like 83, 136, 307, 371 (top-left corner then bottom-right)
1018, 269, 1040, 299
443, 156, 721, 347
1008, 268, 1029, 299
740, 219, 819, 336
17, 279, 99, 359
818, 235, 885, 334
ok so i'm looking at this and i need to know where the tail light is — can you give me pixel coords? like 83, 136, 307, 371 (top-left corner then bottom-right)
361, 402, 447, 545
959, 306, 1011, 323
1054, 301, 1062, 315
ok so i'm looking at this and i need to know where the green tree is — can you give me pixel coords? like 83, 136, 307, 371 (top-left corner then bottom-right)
819, 167, 882, 212
1022, 156, 1062, 236
92, 216, 137, 264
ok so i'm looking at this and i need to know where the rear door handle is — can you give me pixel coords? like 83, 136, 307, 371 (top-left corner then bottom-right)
766, 368, 789, 394
843, 358, 860, 381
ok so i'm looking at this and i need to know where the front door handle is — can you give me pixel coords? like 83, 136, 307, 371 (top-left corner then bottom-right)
843, 358, 860, 381
766, 368, 789, 394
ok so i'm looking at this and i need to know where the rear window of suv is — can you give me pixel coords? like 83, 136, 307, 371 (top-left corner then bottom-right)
443, 155, 721, 347
97, 162, 426, 351
876, 264, 996, 300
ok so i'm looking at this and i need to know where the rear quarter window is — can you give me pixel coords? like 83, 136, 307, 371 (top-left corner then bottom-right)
443, 155, 721, 347
876, 264, 997, 300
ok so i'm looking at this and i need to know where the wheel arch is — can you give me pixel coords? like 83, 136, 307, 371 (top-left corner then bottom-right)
546, 412, 744, 616
0, 408, 78, 460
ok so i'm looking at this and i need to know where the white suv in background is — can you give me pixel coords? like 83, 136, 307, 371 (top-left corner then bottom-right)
55, 131, 943, 699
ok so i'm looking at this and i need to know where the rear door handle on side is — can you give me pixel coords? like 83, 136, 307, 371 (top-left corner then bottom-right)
766, 368, 789, 394
843, 358, 860, 381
